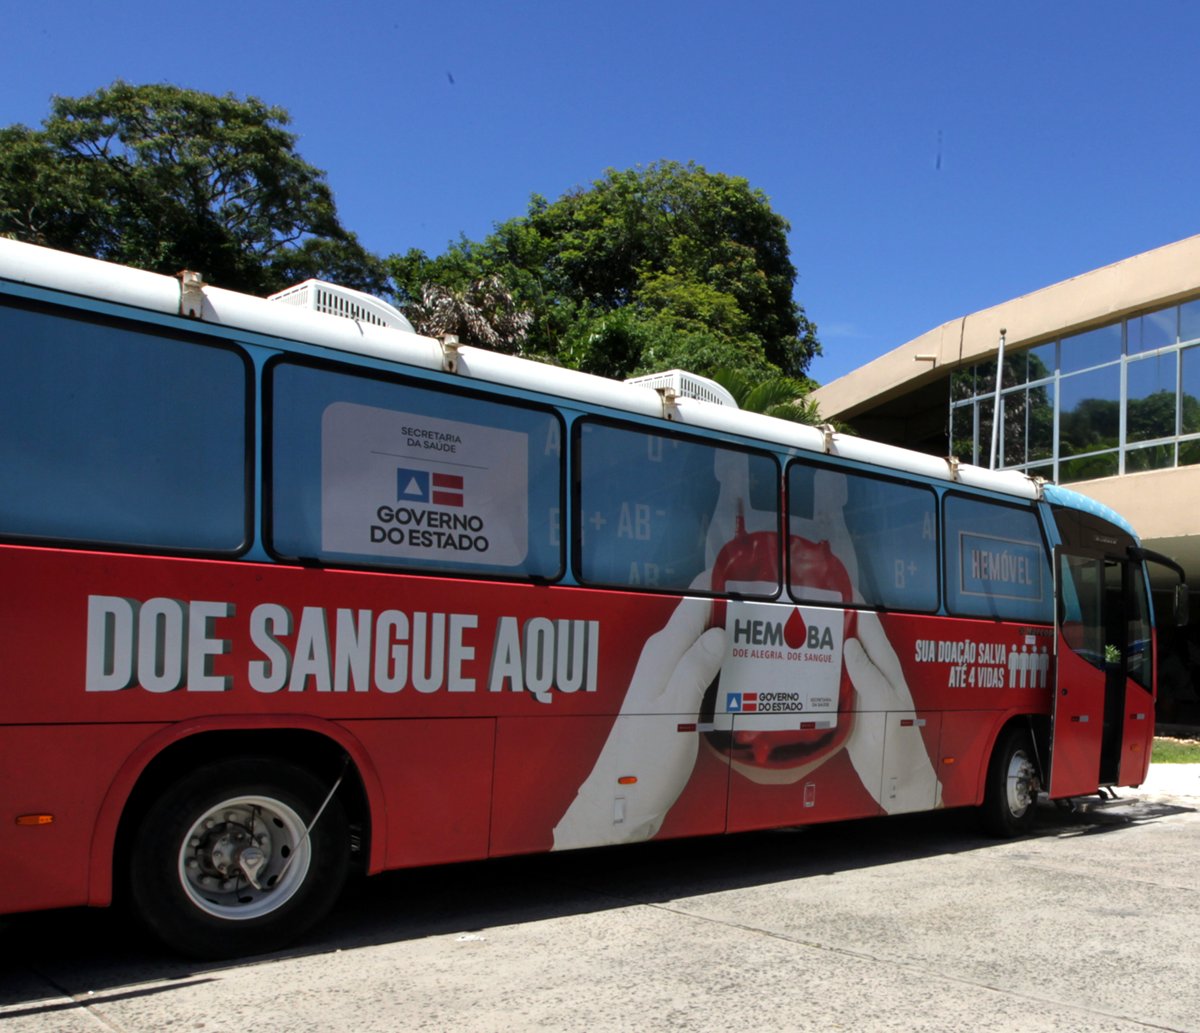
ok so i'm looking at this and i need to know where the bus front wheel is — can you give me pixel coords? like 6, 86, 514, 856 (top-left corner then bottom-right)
128, 758, 349, 958
981, 727, 1039, 837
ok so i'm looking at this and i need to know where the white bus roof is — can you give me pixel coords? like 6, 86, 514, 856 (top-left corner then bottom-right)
0, 237, 1044, 501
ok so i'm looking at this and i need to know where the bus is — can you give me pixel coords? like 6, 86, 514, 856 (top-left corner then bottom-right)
0, 238, 1186, 959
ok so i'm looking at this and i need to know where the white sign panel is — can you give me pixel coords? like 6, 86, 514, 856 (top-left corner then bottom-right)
321, 402, 529, 567
715, 598, 845, 731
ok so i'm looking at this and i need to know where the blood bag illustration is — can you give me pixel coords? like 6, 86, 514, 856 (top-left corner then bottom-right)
703, 508, 857, 783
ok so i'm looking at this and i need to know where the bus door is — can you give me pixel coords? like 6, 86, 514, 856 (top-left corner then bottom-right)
1051, 548, 1155, 797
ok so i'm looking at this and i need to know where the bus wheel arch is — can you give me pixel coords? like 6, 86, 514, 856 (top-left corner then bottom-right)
112, 729, 372, 957
980, 722, 1041, 837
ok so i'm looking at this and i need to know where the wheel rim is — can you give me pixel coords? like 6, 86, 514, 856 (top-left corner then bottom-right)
176, 794, 312, 921
1005, 749, 1037, 818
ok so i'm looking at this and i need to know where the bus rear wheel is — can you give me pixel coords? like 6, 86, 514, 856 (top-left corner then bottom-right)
128, 758, 349, 959
981, 727, 1039, 837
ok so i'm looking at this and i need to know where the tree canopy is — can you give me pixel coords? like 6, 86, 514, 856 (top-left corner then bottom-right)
0, 82, 385, 295
3, 88, 821, 393
390, 161, 821, 381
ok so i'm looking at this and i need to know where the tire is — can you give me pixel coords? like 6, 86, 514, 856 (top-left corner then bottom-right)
129, 758, 349, 959
980, 726, 1040, 838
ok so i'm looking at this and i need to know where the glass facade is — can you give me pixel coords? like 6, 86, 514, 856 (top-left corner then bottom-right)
950, 299, 1200, 484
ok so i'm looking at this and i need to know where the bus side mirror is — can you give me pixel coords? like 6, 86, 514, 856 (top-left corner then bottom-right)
1130, 548, 1189, 628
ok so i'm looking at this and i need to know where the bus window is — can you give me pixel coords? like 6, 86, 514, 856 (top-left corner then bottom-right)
1127, 563, 1153, 690
0, 301, 249, 552
269, 360, 563, 579
1065, 553, 1156, 687
944, 495, 1052, 622
787, 462, 938, 611
1059, 553, 1106, 667
574, 420, 780, 594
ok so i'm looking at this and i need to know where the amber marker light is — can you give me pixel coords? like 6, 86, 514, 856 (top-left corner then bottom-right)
617, 776, 638, 785
16, 814, 55, 826
942, 757, 957, 766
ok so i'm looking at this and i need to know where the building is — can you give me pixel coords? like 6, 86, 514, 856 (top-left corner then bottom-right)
809, 234, 1200, 721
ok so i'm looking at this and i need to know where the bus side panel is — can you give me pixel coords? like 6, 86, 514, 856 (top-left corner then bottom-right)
489, 716, 611, 857
346, 718, 495, 869
878, 613, 1054, 716
880, 711, 942, 814
654, 737, 732, 840
1117, 680, 1155, 787
0, 723, 168, 915
936, 711, 1004, 808
489, 714, 731, 855
726, 725, 886, 832
1050, 644, 1107, 797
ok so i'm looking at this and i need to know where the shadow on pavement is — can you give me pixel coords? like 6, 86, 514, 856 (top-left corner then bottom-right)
2, 793, 1193, 1005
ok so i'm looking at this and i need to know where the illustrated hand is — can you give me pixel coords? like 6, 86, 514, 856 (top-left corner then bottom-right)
843, 611, 943, 813
553, 591, 726, 850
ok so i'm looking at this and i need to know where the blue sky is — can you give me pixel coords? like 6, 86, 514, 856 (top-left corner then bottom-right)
5, 1, 1200, 385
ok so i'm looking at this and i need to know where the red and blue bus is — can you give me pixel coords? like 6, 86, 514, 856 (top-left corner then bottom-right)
0, 238, 1185, 957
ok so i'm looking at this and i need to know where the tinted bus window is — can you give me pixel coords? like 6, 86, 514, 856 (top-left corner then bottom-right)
575, 420, 780, 594
788, 463, 938, 611
0, 302, 248, 551
270, 361, 563, 579
944, 495, 1052, 622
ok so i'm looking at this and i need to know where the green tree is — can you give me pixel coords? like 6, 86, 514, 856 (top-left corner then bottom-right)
389, 161, 820, 381
710, 368, 821, 423
0, 82, 385, 295
557, 273, 780, 380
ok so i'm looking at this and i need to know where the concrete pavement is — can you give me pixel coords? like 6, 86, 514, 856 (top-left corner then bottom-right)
1126, 761, 1200, 800
3, 765, 1200, 1032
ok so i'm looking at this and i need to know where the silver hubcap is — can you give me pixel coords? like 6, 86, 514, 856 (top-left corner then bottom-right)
1005, 749, 1037, 818
177, 794, 311, 920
